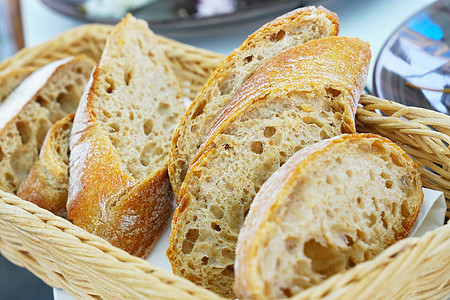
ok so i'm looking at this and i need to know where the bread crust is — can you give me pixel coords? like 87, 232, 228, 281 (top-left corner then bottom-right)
168, 6, 340, 198
168, 36, 371, 297
68, 78, 174, 256
17, 113, 74, 218
68, 15, 180, 258
234, 134, 423, 299
192, 36, 371, 168
180, 37, 370, 208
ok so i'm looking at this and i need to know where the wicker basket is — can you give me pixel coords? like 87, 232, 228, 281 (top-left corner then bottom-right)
0, 24, 449, 300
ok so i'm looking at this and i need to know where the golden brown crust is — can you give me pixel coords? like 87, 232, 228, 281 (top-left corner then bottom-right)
68, 67, 174, 258
16, 164, 67, 216
168, 36, 371, 298
168, 6, 340, 198
89, 168, 173, 257
68, 15, 179, 258
67, 72, 133, 228
234, 133, 423, 299
191, 36, 371, 177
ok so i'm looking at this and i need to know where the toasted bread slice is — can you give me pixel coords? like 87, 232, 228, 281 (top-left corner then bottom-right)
17, 113, 74, 218
168, 6, 340, 197
0, 56, 95, 193
234, 134, 423, 299
67, 15, 184, 258
167, 36, 371, 297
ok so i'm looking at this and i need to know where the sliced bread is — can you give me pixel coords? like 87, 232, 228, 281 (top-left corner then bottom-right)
67, 15, 185, 257
0, 55, 95, 193
167, 36, 371, 297
168, 6, 340, 197
234, 133, 423, 299
17, 113, 74, 218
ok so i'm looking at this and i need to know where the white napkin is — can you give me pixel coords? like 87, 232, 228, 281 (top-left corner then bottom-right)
146, 217, 172, 271
409, 188, 447, 237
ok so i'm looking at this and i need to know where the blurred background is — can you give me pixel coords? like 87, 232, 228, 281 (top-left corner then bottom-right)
0, 0, 447, 299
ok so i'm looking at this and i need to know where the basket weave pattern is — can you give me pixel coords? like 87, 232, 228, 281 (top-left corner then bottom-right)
356, 95, 450, 219
0, 25, 448, 299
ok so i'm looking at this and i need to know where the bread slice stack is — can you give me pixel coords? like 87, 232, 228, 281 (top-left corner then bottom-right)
234, 133, 423, 299
167, 36, 371, 297
67, 15, 185, 257
168, 6, 340, 197
0, 55, 95, 193
17, 113, 74, 218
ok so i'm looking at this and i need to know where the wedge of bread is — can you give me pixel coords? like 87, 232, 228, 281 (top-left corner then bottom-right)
234, 133, 423, 299
17, 113, 74, 218
0, 55, 95, 193
167, 36, 371, 297
168, 6, 340, 197
67, 15, 184, 258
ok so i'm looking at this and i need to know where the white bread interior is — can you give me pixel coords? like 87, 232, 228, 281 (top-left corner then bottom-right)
234, 134, 423, 299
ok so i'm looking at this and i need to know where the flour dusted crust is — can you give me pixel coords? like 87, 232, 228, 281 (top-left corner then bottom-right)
234, 134, 423, 299
67, 15, 184, 257
167, 36, 371, 297
168, 6, 340, 198
0, 56, 95, 193
17, 113, 74, 218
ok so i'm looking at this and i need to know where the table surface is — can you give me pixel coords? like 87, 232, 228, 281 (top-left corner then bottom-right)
0, 0, 435, 299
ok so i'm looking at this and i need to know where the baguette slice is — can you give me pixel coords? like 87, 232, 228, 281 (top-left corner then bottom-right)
17, 113, 74, 218
67, 15, 184, 257
234, 133, 423, 299
0, 55, 95, 193
168, 6, 340, 197
167, 36, 371, 297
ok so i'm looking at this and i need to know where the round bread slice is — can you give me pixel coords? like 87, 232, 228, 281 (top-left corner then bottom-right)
234, 133, 423, 299
167, 36, 371, 298
168, 6, 340, 198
